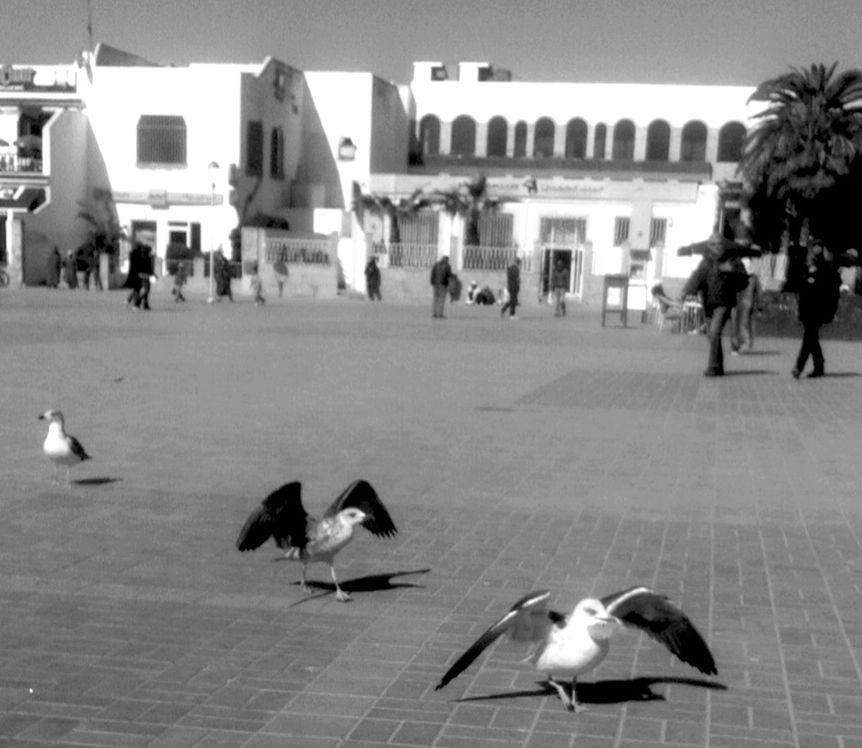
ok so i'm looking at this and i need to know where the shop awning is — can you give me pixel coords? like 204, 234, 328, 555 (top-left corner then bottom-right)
0, 185, 46, 211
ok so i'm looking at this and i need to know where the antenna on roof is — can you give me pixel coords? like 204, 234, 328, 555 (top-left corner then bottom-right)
86, 0, 94, 51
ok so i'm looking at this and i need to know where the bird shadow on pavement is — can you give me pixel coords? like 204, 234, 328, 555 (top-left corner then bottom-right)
288, 568, 431, 607
721, 369, 774, 377
71, 477, 123, 486
454, 676, 727, 706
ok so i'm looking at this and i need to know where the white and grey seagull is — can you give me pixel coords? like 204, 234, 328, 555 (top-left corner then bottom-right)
435, 586, 718, 712
235, 479, 397, 601
38, 409, 91, 484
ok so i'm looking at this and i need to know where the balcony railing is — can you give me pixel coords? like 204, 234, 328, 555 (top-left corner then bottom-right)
0, 153, 43, 174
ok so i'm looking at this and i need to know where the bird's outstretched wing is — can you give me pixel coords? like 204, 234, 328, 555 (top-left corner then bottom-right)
236, 482, 309, 552
68, 436, 91, 462
435, 590, 562, 691
602, 586, 717, 675
322, 479, 397, 538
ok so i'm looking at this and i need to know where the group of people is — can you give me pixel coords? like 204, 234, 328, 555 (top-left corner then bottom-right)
45, 244, 103, 290
681, 234, 842, 379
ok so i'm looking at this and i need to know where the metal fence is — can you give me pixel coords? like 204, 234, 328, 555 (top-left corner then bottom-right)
265, 236, 331, 265
385, 243, 438, 268
462, 246, 518, 271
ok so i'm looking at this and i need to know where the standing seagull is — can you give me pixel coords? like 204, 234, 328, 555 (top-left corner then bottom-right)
38, 409, 91, 484
435, 586, 717, 712
235, 479, 397, 601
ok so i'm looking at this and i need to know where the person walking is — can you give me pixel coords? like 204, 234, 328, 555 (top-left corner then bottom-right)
792, 236, 841, 379
89, 243, 103, 291
273, 260, 289, 297
550, 257, 569, 317
730, 258, 762, 353
500, 256, 521, 319
135, 244, 155, 310
215, 249, 233, 301
364, 256, 382, 301
430, 255, 452, 318
124, 242, 144, 306
249, 262, 266, 306
680, 235, 749, 377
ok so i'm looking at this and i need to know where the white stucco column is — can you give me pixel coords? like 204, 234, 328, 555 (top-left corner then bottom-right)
440, 121, 453, 155
705, 127, 719, 164
669, 126, 683, 162
475, 122, 488, 157
633, 125, 647, 161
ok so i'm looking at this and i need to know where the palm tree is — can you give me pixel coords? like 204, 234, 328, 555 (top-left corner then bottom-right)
76, 192, 127, 267
430, 174, 497, 247
738, 63, 862, 282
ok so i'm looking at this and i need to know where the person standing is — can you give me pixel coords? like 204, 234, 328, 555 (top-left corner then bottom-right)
364, 256, 382, 301
89, 243, 103, 291
273, 259, 289, 297
792, 236, 841, 379
46, 246, 62, 288
500, 256, 521, 319
215, 250, 233, 301
550, 257, 569, 317
680, 236, 748, 377
63, 250, 78, 289
430, 255, 452, 318
730, 259, 762, 353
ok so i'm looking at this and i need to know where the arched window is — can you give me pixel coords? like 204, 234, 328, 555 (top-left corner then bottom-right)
645, 120, 670, 162
534, 117, 555, 158
451, 115, 476, 156
487, 116, 508, 157
593, 123, 607, 160
269, 127, 284, 179
514, 121, 528, 158
681, 120, 707, 162
419, 115, 440, 156
717, 121, 746, 162
564, 118, 588, 159
611, 119, 635, 160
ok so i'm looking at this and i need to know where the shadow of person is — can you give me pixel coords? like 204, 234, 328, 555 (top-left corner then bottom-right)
451, 676, 727, 707
289, 568, 430, 606
818, 372, 861, 378
71, 477, 123, 486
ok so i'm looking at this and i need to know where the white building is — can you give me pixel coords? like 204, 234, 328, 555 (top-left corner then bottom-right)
2, 47, 765, 305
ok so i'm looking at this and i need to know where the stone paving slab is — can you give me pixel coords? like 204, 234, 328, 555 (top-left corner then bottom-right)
1, 287, 861, 747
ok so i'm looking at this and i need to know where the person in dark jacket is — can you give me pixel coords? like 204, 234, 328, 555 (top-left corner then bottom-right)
124, 243, 144, 306
46, 246, 62, 288
430, 255, 452, 318
680, 236, 748, 377
550, 257, 570, 317
792, 236, 841, 379
364, 256, 382, 301
500, 256, 521, 319
63, 250, 78, 289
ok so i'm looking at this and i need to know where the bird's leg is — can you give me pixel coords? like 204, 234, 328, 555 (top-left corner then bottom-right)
570, 677, 587, 713
299, 563, 311, 594
331, 565, 351, 602
546, 677, 574, 712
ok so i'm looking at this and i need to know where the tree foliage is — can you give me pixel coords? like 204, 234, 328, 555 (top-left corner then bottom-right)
739, 63, 862, 259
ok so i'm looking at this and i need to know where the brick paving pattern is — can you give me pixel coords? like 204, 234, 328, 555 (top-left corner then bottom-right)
0, 287, 861, 747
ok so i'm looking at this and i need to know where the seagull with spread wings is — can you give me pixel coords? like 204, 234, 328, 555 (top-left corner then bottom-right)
435, 586, 717, 711
235, 479, 397, 601
38, 409, 91, 484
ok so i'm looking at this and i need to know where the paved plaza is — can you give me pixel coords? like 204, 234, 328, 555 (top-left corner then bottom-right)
1, 285, 862, 748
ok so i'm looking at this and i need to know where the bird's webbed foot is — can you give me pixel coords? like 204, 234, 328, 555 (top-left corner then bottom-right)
334, 587, 352, 602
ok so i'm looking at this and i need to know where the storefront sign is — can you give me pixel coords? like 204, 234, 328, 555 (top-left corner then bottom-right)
110, 190, 224, 207
0, 66, 36, 88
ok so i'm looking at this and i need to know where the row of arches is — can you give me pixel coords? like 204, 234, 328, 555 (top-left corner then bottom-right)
418, 115, 746, 163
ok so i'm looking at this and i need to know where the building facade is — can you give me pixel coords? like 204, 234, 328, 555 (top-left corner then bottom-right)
1, 47, 764, 305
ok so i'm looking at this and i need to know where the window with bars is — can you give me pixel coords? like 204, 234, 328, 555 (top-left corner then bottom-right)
270, 127, 284, 179
246, 121, 263, 176
477, 212, 513, 247
136, 115, 187, 166
649, 217, 667, 247
613, 217, 630, 246
540, 216, 586, 245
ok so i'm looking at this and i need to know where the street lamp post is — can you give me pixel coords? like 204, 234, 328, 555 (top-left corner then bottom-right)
207, 161, 220, 304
